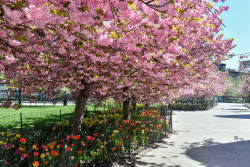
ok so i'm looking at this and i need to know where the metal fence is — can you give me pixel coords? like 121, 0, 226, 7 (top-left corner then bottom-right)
0, 104, 173, 133
171, 99, 218, 111
0, 103, 114, 132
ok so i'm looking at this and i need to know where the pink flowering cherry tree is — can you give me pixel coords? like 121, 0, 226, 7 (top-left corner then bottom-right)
0, 0, 234, 133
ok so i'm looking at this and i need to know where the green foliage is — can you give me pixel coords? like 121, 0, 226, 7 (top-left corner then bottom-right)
49, 9, 67, 17
171, 103, 209, 111
224, 74, 244, 97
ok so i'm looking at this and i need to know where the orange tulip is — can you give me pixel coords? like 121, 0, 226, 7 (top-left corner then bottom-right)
32, 161, 39, 167
43, 161, 48, 165
77, 150, 83, 154
19, 147, 25, 152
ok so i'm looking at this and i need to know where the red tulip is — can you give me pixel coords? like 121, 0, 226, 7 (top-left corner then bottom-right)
20, 138, 26, 143
33, 152, 39, 157
87, 136, 95, 142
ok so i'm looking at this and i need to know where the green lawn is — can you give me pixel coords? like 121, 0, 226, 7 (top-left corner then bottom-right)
0, 105, 74, 130
0, 104, 109, 131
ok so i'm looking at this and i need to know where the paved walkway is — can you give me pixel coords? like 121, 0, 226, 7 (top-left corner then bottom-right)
135, 103, 250, 167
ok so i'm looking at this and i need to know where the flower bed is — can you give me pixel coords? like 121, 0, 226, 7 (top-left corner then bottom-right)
0, 109, 169, 166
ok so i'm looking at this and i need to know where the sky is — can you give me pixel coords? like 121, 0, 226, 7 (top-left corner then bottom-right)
210, 0, 250, 70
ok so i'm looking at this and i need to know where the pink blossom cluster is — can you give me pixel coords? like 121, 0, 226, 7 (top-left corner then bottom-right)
0, 0, 235, 128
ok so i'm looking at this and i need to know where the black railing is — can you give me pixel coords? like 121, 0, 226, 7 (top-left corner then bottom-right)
171, 99, 218, 111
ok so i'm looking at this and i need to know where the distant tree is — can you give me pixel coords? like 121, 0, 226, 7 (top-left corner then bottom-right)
224, 74, 244, 98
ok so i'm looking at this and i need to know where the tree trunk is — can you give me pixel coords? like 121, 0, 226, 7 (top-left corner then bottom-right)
123, 87, 130, 120
72, 81, 91, 134
123, 98, 130, 120
63, 95, 68, 106
132, 96, 136, 112
18, 88, 22, 106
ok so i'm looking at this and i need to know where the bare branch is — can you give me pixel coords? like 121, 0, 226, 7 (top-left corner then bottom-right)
139, 0, 173, 8
198, 0, 225, 27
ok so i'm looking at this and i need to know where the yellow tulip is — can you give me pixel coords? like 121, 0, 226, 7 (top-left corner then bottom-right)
32, 145, 37, 149
40, 153, 45, 159
113, 130, 119, 134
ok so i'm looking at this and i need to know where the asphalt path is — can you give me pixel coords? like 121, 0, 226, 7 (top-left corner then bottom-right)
135, 103, 250, 167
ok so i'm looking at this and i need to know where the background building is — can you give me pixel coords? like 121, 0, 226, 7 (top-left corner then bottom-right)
240, 60, 250, 73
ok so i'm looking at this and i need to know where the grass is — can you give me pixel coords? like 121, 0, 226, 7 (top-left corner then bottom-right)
0, 105, 74, 130
0, 104, 109, 131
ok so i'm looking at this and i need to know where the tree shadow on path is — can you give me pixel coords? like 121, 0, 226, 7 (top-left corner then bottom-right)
186, 140, 250, 167
215, 114, 250, 119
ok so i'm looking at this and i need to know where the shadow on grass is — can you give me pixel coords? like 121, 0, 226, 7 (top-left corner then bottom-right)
0, 112, 73, 132
20, 106, 62, 109
0, 105, 74, 110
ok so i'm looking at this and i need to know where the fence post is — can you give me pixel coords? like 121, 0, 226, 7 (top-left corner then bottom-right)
85, 107, 88, 117
163, 106, 167, 137
154, 111, 157, 141
170, 107, 173, 133
144, 114, 147, 149
128, 118, 131, 159
59, 109, 62, 122
20, 113, 23, 134
103, 117, 106, 162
